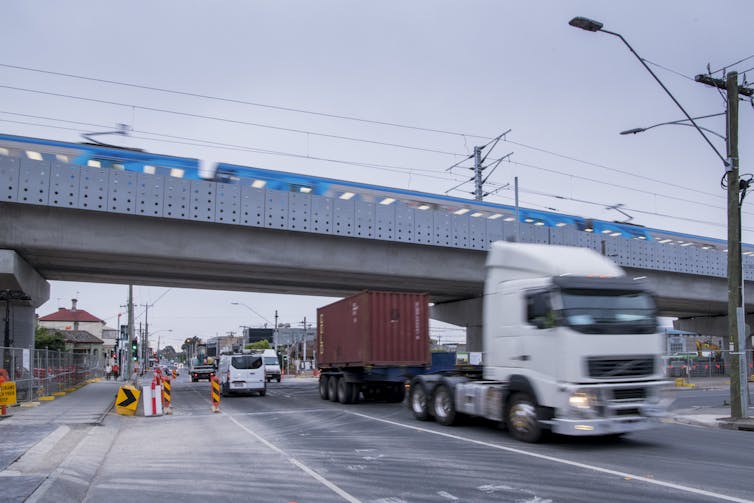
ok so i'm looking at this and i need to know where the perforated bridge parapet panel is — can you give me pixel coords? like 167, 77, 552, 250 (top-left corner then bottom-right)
0, 159, 745, 280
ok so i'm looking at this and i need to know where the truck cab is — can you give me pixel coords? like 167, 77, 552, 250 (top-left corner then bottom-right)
410, 241, 670, 442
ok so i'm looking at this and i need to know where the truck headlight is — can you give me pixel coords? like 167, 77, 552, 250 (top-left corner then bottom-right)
569, 391, 596, 410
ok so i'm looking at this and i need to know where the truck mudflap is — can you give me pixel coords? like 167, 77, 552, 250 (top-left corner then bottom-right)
547, 405, 668, 436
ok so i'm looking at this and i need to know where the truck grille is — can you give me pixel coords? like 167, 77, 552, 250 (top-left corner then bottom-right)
612, 388, 646, 400
587, 357, 655, 378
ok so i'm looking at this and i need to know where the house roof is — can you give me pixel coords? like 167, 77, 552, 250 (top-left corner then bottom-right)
54, 330, 104, 345
39, 307, 104, 323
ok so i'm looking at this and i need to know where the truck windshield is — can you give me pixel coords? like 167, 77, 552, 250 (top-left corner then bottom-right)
263, 357, 279, 366
558, 289, 657, 334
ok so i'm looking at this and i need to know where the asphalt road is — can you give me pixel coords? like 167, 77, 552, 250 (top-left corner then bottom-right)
24, 376, 754, 503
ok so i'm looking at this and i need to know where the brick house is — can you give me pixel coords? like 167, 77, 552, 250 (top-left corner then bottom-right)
38, 299, 105, 358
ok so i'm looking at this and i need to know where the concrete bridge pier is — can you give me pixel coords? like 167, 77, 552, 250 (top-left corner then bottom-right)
430, 297, 484, 352
0, 250, 50, 368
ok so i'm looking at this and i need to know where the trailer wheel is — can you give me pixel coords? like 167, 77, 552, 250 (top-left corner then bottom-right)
347, 383, 361, 404
432, 384, 457, 426
318, 375, 330, 400
337, 377, 352, 404
328, 376, 340, 402
506, 393, 542, 443
410, 383, 430, 421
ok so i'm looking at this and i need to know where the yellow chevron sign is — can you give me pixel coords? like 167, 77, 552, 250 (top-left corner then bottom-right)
115, 385, 140, 416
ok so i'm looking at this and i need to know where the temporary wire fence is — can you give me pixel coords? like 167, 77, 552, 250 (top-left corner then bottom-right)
0, 346, 105, 402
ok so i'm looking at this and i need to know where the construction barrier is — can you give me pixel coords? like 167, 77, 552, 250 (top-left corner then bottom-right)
162, 376, 172, 414
0, 369, 15, 416
142, 378, 163, 417
211, 375, 220, 413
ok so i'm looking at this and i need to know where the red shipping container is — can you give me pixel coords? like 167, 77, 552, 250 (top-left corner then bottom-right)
317, 291, 430, 369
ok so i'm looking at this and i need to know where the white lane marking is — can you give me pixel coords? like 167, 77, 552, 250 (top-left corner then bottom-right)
346, 411, 754, 503
226, 414, 362, 503
437, 490, 459, 500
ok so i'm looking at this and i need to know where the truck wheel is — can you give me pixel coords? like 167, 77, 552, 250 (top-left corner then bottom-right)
328, 376, 340, 402
347, 383, 361, 404
259, 388, 266, 397
506, 393, 542, 443
318, 375, 330, 400
337, 378, 352, 404
410, 383, 430, 421
432, 384, 457, 426
276, 377, 281, 383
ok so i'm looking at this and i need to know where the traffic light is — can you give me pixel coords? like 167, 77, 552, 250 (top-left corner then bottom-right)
131, 338, 138, 361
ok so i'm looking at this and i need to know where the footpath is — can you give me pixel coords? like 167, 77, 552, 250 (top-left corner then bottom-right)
666, 376, 754, 431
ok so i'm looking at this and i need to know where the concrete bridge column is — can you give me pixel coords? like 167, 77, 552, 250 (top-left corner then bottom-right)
0, 250, 50, 374
430, 297, 484, 352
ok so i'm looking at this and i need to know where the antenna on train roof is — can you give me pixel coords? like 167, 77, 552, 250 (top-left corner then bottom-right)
81, 123, 139, 149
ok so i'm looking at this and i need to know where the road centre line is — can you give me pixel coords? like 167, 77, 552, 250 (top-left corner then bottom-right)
346, 411, 754, 503
226, 414, 362, 503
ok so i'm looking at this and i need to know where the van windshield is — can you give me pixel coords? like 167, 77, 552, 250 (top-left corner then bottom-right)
263, 356, 279, 366
231, 355, 263, 369
558, 289, 657, 334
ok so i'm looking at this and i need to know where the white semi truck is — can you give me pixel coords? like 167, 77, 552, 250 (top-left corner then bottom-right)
409, 241, 670, 442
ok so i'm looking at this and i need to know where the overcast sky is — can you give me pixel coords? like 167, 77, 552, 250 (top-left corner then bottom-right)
2, 1, 752, 348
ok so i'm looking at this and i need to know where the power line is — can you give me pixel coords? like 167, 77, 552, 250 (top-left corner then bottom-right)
644, 59, 696, 82
504, 138, 726, 201
0, 62, 492, 140
0, 84, 468, 157
709, 55, 754, 75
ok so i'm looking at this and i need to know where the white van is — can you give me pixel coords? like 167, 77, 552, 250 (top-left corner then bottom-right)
218, 354, 266, 396
259, 349, 281, 382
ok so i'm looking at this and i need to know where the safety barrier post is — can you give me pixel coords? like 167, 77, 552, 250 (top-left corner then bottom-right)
150, 378, 157, 417
211, 376, 220, 413
162, 375, 172, 414
0, 369, 8, 416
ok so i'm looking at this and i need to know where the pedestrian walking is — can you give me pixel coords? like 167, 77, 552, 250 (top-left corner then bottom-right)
112, 363, 119, 380
105, 363, 112, 380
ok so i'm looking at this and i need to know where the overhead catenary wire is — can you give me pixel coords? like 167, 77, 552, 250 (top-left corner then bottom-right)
0, 84, 468, 157
0, 62, 492, 140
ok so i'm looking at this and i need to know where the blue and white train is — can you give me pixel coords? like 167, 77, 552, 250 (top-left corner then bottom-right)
0, 132, 744, 254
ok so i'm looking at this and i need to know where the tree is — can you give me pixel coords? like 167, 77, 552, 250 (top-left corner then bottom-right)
34, 327, 66, 351
245, 340, 271, 350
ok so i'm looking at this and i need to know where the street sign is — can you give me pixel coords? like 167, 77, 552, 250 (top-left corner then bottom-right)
0, 381, 17, 406
115, 385, 140, 416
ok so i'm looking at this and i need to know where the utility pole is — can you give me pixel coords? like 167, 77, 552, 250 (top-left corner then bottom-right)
274, 310, 279, 351
697, 70, 752, 418
127, 285, 135, 379
139, 303, 154, 370
473, 146, 483, 201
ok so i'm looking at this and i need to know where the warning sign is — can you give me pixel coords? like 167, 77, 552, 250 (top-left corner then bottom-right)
115, 385, 140, 416
0, 381, 17, 406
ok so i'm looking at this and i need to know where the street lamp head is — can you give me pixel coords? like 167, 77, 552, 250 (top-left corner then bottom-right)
569, 16, 604, 32
620, 127, 646, 135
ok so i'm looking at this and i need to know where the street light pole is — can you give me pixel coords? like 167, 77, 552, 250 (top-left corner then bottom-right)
570, 16, 750, 418
568, 16, 728, 166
